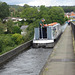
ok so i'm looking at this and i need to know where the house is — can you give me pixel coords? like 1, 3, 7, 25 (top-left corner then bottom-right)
65, 12, 75, 18
3, 17, 26, 22
70, 12, 75, 18
11, 17, 23, 22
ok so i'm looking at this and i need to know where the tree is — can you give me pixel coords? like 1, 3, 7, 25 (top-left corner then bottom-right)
48, 7, 65, 24
65, 17, 68, 21
0, 2, 9, 19
61, 6, 75, 12
12, 26, 22, 34
37, 5, 50, 23
0, 37, 3, 52
7, 20, 13, 34
17, 7, 23, 12
0, 21, 5, 34
23, 4, 30, 9
21, 7, 38, 23
12, 33, 24, 45
37, 6, 65, 24
15, 11, 20, 17
9, 7, 15, 17
25, 19, 40, 42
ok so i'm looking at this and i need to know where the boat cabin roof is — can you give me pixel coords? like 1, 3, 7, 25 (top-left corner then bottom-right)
44, 22, 60, 27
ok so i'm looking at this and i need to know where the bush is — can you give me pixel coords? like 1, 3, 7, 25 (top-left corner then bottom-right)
14, 21, 24, 27
48, 7, 65, 24
25, 19, 40, 42
0, 34, 24, 54
0, 35, 16, 52
12, 26, 22, 34
1, 46, 17, 54
12, 33, 24, 45
7, 20, 13, 34
3, 35, 15, 47
0, 22, 5, 34
0, 38, 3, 52
65, 17, 69, 21
0, 34, 16, 53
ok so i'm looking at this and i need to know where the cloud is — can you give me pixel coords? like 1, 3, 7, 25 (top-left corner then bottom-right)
16, 3, 25, 6
0, 0, 32, 5
28, 0, 75, 6
1, 0, 75, 6
28, 0, 51, 6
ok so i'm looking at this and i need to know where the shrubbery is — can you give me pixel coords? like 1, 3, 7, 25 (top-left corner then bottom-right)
0, 37, 3, 52
0, 34, 24, 54
3, 35, 15, 47
0, 22, 5, 34
12, 26, 22, 34
12, 33, 24, 45
14, 20, 26, 27
25, 19, 40, 42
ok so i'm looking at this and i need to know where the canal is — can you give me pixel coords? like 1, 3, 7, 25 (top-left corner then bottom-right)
0, 23, 68, 75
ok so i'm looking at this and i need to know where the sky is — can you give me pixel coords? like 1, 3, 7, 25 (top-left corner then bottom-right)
0, 0, 75, 6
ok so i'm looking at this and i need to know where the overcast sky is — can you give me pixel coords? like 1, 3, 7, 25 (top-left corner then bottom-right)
0, 0, 75, 6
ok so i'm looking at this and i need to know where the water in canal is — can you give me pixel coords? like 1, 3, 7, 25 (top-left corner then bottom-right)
0, 48, 53, 75
61, 22, 68, 32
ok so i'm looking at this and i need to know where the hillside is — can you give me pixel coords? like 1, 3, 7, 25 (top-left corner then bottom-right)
9, 5, 23, 10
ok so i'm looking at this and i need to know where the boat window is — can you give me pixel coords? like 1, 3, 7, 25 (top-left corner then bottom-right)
53, 26, 57, 37
57, 25, 59, 30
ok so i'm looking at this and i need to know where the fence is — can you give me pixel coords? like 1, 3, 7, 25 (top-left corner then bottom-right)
71, 22, 75, 40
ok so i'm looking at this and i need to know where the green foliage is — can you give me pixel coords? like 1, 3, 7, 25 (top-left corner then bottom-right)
10, 5, 22, 10
21, 7, 38, 23
14, 21, 22, 27
7, 20, 13, 33
12, 33, 24, 45
37, 6, 65, 24
37, 5, 49, 19
14, 21, 25, 27
0, 2, 9, 19
17, 7, 23, 12
48, 7, 65, 24
0, 22, 5, 34
9, 5, 23, 17
14, 11, 20, 17
12, 26, 22, 34
0, 35, 15, 53
0, 37, 3, 52
61, 6, 75, 12
25, 19, 40, 42
3, 35, 15, 47
0, 46, 17, 55
23, 4, 30, 9
0, 34, 24, 54
65, 17, 69, 21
